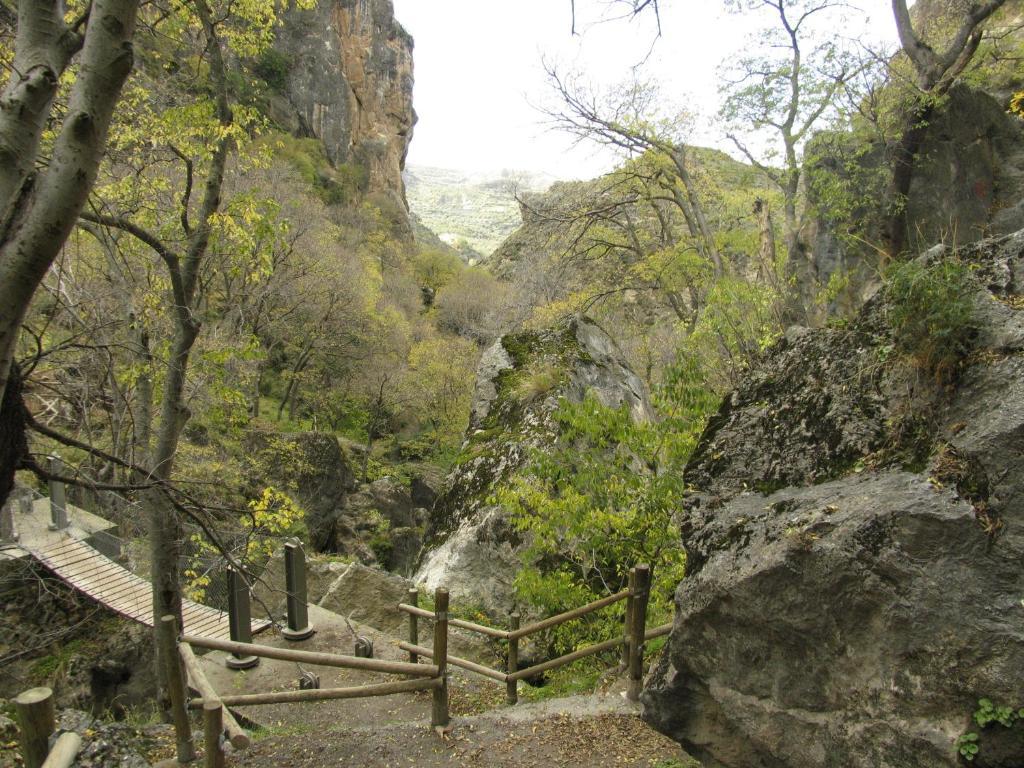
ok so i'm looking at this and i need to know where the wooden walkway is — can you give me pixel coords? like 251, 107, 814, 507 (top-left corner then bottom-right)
28, 536, 270, 641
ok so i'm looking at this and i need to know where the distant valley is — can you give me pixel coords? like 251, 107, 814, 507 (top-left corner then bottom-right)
404, 165, 557, 260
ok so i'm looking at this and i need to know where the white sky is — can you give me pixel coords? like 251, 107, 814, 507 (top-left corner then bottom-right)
392, 0, 901, 180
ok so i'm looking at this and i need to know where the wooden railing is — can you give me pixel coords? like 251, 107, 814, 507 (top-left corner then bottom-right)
159, 587, 453, 765
397, 564, 672, 704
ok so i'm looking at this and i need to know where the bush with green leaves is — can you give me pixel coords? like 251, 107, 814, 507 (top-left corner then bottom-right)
495, 354, 719, 656
885, 258, 977, 381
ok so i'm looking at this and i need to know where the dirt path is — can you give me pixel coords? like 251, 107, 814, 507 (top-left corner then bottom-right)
191, 604, 698, 766
234, 694, 695, 768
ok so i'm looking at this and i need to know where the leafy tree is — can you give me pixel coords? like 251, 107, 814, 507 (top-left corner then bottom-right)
496, 354, 718, 652
719, 0, 861, 315
405, 335, 479, 451
543, 66, 724, 277
0, 0, 140, 506
76, 0, 311, 648
435, 267, 511, 343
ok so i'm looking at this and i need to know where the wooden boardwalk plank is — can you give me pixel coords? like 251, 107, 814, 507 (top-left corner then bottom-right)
25, 537, 270, 638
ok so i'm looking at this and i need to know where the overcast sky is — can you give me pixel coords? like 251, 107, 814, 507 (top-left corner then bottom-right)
391, 0, 900, 180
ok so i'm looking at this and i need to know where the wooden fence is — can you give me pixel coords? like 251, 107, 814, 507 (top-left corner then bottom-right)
158, 588, 452, 764
398, 564, 672, 704
105, 548, 671, 765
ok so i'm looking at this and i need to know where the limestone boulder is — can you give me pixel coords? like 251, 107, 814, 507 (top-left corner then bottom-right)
642, 230, 1024, 768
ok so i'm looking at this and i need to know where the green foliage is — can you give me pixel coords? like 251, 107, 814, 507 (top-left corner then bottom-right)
185, 486, 304, 602
412, 248, 464, 291
495, 367, 718, 654
270, 134, 368, 205
513, 361, 563, 404
1011, 91, 1024, 119
957, 731, 980, 761
974, 698, 1023, 729
957, 698, 1024, 762
252, 48, 290, 91
367, 511, 393, 564
884, 259, 977, 380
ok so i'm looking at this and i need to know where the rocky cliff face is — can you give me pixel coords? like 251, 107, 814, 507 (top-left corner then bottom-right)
416, 317, 654, 616
275, 0, 415, 205
642, 230, 1024, 768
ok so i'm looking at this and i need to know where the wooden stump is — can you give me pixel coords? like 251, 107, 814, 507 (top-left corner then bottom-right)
14, 687, 54, 768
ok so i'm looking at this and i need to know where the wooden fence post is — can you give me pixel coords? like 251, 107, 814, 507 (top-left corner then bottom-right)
158, 615, 196, 763
202, 701, 225, 768
431, 587, 450, 728
47, 456, 67, 531
627, 564, 651, 702
0, 497, 15, 542
506, 612, 520, 705
226, 567, 259, 669
282, 540, 315, 641
407, 587, 419, 664
14, 687, 54, 768
622, 567, 636, 667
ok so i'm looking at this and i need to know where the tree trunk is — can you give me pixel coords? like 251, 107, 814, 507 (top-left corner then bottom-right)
884, 101, 934, 260
0, 0, 139, 411
0, 363, 28, 509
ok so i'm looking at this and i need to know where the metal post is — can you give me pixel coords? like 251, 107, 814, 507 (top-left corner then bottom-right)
226, 567, 259, 669
431, 587, 450, 728
282, 540, 314, 641
627, 564, 651, 702
48, 456, 68, 531
506, 611, 520, 705
407, 587, 419, 664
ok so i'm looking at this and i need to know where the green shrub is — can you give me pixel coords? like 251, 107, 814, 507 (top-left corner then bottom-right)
253, 48, 290, 92
885, 258, 977, 381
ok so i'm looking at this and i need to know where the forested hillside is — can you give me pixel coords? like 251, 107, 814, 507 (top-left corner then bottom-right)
1, 1, 1023, 766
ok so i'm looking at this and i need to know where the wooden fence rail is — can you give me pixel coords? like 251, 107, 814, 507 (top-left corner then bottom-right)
181, 634, 438, 678
159, 585, 453, 763
397, 565, 662, 703
188, 678, 443, 707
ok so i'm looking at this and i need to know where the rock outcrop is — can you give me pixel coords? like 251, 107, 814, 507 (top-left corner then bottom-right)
642, 231, 1024, 768
416, 316, 653, 616
275, 0, 415, 205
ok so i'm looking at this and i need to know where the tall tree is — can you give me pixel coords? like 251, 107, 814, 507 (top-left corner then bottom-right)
81, 0, 309, 651
885, 0, 1008, 256
720, 0, 859, 313
0, 0, 140, 506
543, 66, 724, 277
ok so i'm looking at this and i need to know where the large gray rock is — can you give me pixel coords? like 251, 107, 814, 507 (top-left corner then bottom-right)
808, 85, 1024, 302
642, 231, 1024, 768
317, 560, 412, 635
417, 316, 654, 616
